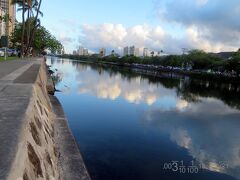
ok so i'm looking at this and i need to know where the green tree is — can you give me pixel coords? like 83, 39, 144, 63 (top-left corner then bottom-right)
12, 0, 43, 57
225, 50, 240, 75
187, 49, 222, 70
11, 23, 63, 55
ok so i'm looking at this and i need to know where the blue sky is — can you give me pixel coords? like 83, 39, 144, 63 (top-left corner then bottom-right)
17, 0, 240, 54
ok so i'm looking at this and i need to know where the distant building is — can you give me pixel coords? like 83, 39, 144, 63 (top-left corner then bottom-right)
0, 0, 16, 37
73, 50, 77, 55
129, 46, 134, 56
83, 48, 89, 56
129, 46, 139, 57
99, 48, 106, 57
78, 46, 84, 55
123, 46, 129, 56
143, 48, 149, 57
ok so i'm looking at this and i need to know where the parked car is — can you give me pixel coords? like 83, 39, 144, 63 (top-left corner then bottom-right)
0, 48, 18, 57
0, 48, 5, 57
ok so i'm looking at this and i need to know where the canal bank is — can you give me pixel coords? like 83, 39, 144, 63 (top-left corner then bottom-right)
0, 59, 90, 180
55, 56, 240, 83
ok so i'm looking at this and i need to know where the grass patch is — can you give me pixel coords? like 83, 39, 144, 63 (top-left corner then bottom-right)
0, 56, 19, 61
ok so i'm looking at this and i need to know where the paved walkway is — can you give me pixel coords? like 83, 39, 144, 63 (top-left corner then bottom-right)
0, 60, 41, 179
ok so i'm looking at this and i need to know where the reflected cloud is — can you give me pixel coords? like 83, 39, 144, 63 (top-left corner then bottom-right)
96, 83, 121, 100
49, 58, 240, 179
176, 100, 189, 111
144, 98, 240, 179
76, 69, 176, 106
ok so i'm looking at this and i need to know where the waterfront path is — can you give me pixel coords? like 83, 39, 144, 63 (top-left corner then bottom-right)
0, 60, 40, 179
0, 59, 90, 180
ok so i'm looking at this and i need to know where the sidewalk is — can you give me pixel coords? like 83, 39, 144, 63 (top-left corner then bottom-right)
0, 60, 41, 179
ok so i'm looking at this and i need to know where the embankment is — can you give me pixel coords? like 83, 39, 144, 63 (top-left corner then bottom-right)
0, 59, 90, 180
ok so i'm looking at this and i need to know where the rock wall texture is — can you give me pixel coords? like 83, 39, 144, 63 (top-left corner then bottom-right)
5, 61, 90, 180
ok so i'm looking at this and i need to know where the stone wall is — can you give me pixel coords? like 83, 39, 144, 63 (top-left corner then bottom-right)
6, 61, 90, 180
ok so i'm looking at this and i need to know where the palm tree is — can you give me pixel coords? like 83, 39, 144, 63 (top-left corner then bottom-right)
151, 51, 154, 57
26, 0, 43, 55
12, 0, 43, 57
111, 50, 115, 56
12, 0, 27, 57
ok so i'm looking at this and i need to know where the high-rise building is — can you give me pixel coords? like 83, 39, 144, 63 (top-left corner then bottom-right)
99, 48, 106, 57
77, 46, 89, 56
73, 50, 77, 55
143, 48, 149, 57
83, 48, 88, 56
129, 46, 139, 57
135, 48, 139, 57
123, 46, 129, 56
78, 46, 84, 55
129, 46, 134, 56
0, 0, 16, 37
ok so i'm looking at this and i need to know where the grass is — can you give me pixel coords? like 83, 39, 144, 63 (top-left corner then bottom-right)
0, 56, 19, 61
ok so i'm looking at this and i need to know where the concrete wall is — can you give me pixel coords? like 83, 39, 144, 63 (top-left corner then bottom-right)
5, 61, 90, 180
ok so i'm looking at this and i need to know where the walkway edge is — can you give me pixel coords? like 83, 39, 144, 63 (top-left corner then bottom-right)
50, 95, 91, 180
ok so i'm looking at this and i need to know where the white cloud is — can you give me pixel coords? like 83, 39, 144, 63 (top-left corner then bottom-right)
154, 0, 240, 52
76, 70, 175, 106
144, 97, 240, 179
78, 21, 238, 55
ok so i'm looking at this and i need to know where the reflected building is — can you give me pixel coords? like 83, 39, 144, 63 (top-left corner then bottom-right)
48, 56, 240, 179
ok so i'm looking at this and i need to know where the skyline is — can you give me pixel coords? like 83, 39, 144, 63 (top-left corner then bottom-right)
17, 0, 240, 54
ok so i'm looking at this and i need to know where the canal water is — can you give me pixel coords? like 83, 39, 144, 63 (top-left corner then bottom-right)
47, 57, 240, 180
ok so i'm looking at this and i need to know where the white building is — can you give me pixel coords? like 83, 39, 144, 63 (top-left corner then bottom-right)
123, 46, 129, 56
143, 48, 149, 57
83, 48, 89, 56
77, 46, 84, 55
135, 48, 140, 57
129, 46, 139, 57
99, 48, 106, 57
77, 46, 89, 56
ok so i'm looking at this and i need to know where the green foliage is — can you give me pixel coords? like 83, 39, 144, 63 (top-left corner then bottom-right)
10, 22, 63, 54
186, 49, 222, 70
224, 51, 240, 75
60, 49, 240, 76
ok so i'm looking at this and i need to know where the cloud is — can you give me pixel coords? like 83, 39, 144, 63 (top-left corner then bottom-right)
144, 97, 240, 179
76, 1, 239, 54
75, 68, 176, 106
78, 22, 238, 55
154, 0, 240, 51
79, 23, 184, 54
58, 36, 74, 45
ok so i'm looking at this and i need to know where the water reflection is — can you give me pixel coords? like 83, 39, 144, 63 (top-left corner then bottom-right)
144, 98, 240, 178
48, 57, 240, 180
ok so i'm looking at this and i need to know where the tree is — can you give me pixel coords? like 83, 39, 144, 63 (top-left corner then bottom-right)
12, 0, 43, 57
11, 22, 63, 55
187, 49, 221, 70
151, 51, 154, 57
12, 0, 26, 57
225, 51, 240, 75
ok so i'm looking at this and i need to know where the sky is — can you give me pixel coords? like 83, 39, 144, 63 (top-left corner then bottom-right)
17, 0, 240, 54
